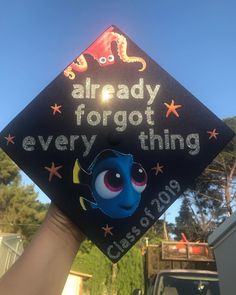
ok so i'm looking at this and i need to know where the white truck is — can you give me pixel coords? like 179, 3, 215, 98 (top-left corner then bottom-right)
133, 240, 220, 295
145, 269, 219, 295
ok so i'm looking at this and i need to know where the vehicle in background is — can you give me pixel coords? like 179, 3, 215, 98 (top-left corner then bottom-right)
149, 269, 219, 295
133, 234, 220, 295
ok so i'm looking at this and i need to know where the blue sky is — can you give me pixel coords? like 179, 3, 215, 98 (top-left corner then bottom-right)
0, 0, 235, 222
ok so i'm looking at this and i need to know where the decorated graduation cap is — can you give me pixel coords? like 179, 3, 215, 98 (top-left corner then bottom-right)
0, 25, 234, 262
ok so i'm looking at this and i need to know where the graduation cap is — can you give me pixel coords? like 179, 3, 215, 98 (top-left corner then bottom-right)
0, 25, 234, 262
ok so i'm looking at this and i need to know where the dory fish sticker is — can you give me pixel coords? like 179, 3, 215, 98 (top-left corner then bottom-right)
73, 149, 147, 218
0, 25, 234, 262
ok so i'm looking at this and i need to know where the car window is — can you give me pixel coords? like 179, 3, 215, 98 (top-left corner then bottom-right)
155, 274, 220, 295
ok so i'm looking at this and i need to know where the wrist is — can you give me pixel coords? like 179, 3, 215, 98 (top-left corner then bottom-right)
43, 204, 84, 249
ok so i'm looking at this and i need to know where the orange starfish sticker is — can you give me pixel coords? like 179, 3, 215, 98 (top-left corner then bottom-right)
51, 103, 62, 115
151, 163, 164, 175
207, 129, 219, 140
44, 162, 63, 182
102, 224, 114, 237
164, 99, 182, 118
4, 134, 15, 145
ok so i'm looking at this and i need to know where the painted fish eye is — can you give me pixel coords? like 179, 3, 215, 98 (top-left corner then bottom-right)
99, 57, 107, 64
107, 55, 114, 62
94, 169, 123, 199
131, 163, 147, 193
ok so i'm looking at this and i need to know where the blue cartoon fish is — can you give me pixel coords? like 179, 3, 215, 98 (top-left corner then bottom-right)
73, 150, 147, 218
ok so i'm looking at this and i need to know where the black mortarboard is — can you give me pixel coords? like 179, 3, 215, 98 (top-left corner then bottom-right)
0, 25, 234, 262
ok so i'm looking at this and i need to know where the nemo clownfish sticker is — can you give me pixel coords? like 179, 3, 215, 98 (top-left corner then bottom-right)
73, 150, 147, 219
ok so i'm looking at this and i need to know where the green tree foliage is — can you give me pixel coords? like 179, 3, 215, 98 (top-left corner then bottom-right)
0, 149, 48, 244
175, 196, 202, 241
144, 219, 174, 243
175, 117, 236, 240
72, 241, 144, 295
0, 149, 19, 185
205, 117, 236, 215
116, 246, 144, 295
72, 243, 111, 295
